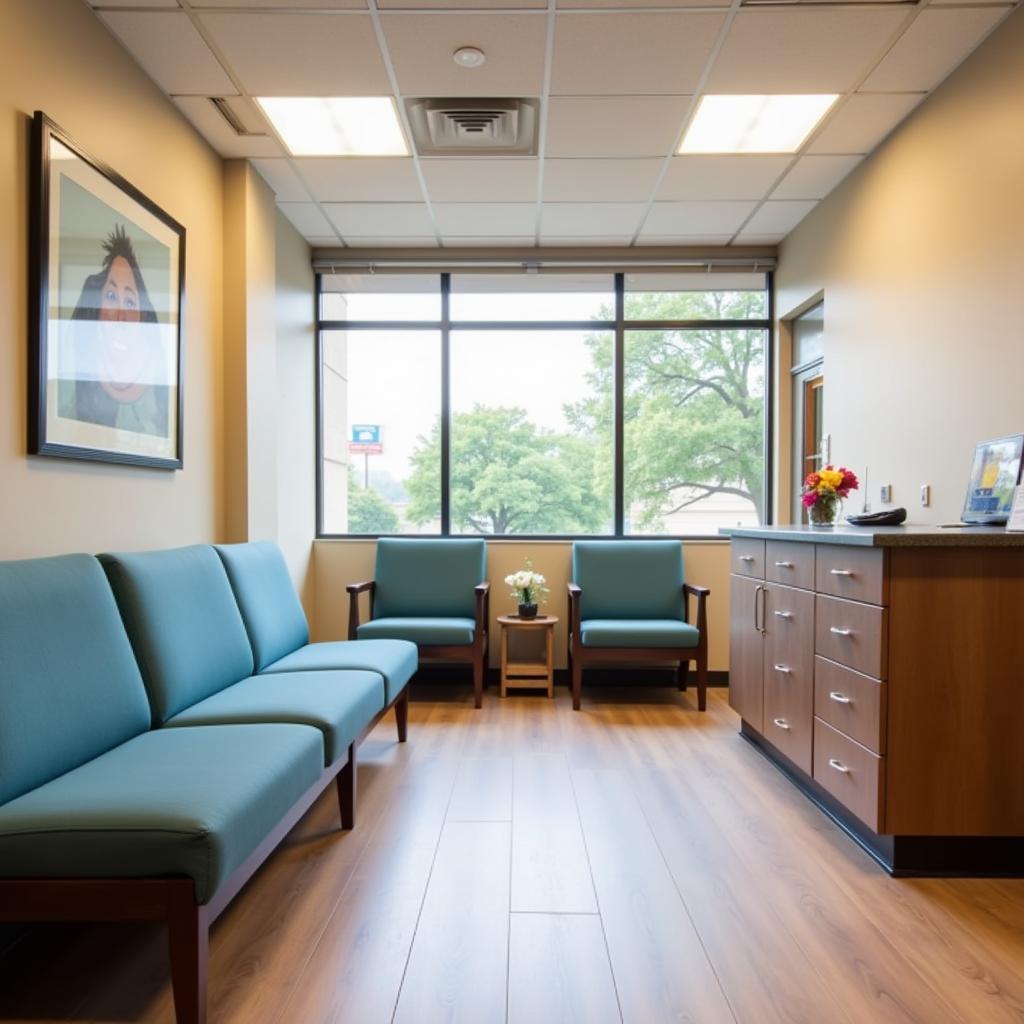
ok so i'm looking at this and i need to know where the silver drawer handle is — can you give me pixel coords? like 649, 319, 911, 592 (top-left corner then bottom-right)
739, 555, 755, 563
830, 627, 853, 637
829, 691, 852, 704
830, 569, 854, 577
773, 718, 790, 730
774, 560, 794, 568
774, 610, 793, 620
773, 664, 791, 674
828, 758, 850, 774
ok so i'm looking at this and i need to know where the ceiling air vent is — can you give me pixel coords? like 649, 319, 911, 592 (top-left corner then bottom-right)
209, 97, 265, 137
405, 98, 539, 156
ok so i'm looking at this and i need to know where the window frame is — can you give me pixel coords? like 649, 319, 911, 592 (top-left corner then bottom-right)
316, 270, 774, 540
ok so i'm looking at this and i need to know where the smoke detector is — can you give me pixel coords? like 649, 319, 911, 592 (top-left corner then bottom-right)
404, 98, 539, 156
453, 47, 486, 69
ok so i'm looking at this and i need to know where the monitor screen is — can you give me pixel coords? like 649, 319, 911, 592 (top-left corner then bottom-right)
962, 434, 1024, 524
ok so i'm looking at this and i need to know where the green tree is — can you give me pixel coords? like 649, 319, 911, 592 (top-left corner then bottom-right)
568, 289, 765, 529
405, 405, 608, 534
348, 480, 400, 534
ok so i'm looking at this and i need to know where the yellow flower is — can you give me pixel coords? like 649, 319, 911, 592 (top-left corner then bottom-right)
818, 469, 844, 491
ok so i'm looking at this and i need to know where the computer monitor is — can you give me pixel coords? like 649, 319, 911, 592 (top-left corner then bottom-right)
961, 433, 1024, 524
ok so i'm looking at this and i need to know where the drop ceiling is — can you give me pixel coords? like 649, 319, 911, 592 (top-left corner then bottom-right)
86, 0, 1018, 249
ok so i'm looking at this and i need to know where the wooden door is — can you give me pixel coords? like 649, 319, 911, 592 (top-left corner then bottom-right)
728, 575, 764, 731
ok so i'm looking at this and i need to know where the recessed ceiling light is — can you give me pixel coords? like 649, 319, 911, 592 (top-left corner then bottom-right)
452, 46, 486, 69
679, 95, 839, 154
256, 97, 408, 157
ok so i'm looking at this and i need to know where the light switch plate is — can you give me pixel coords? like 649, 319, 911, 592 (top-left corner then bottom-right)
880, 484, 892, 503
920, 484, 930, 507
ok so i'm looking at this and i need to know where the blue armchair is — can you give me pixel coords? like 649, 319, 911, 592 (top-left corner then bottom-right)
347, 538, 490, 708
567, 540, 710, 711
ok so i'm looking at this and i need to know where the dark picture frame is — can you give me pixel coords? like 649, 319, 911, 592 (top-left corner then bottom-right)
29, 111, 185, 469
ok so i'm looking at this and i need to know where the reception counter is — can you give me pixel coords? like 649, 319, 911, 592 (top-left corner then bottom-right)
720, 524, 1024, 874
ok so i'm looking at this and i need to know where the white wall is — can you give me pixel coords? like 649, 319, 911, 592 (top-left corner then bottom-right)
776, 7, 1024, 524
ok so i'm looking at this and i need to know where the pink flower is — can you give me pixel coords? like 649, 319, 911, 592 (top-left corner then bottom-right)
802, 491, 818, 508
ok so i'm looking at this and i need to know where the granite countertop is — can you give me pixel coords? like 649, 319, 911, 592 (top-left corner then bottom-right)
719, 524, 1024, 547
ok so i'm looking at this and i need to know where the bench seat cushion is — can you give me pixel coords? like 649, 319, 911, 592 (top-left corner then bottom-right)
164, 671, 384, 764
0, 724, 323, 905
263, 640, 417, 704
579, 618, 700, 649
357, 617, 475, 647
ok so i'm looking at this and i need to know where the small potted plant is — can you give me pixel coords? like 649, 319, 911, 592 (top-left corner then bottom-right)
802, 465, 859, 526
504, 562, 549, 619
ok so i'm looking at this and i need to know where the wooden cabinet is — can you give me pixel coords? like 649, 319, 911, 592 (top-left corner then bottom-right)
726, 528, 1024, 875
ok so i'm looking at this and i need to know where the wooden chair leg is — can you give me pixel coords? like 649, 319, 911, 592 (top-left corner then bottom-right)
677, 658, 689, 692
697, 651, 707, 712
395, 687, 408, 743
337, 743, 356, 829
472, 649, 484, 709
167, 895, 208, 1024
571, 655, 582, 711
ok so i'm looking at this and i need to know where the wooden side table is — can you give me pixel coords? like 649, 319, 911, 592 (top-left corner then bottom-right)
497, 615, 558, 698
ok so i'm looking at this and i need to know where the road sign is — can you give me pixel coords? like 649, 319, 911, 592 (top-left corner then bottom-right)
351, 424, 381, 444
348, 442, 383, 454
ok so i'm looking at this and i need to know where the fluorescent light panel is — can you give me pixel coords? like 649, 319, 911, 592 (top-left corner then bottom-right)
257, 97, 408, 156
680, 95, 839, 154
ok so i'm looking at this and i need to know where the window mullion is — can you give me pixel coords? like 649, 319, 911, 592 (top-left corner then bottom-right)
441, 273, 451, 536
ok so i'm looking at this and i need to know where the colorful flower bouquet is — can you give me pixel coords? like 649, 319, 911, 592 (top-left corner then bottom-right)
504, 562, 549, 619
802, 465, 859, 526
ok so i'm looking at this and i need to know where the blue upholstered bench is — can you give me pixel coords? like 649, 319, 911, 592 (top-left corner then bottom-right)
0, 542, 417, 1024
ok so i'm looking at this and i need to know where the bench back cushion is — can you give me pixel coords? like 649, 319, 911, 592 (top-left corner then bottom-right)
215, 542, 309, 672
0, 554, 151, 805
571, 540, 684, 620
373, 538, 486, 619
101, 546, 254, 723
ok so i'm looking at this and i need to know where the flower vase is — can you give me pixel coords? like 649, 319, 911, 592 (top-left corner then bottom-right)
809, 495, 842, 527
518, 602, 538, 619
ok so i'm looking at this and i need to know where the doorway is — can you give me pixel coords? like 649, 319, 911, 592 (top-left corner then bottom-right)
789, 301, 825, 523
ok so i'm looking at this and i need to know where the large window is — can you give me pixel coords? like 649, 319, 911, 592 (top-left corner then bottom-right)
318, 270, 771, 537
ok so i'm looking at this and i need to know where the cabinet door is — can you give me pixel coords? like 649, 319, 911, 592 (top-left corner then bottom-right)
763, 583, 815, 774
729, 574, 764, 730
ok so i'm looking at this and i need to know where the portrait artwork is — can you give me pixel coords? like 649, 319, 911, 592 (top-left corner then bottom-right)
30, 112, 184, 468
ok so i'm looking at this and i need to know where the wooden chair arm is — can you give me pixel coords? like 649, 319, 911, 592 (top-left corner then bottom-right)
683, 583, 710, 632
474, 582, 490, 633
346, 580, 375, 641
567, 583, 582, 636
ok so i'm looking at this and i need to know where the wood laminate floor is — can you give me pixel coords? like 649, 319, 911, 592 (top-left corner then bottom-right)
2, 684, 1023, 1024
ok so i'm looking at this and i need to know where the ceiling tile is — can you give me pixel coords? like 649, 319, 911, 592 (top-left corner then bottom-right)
382, 0, 544, 7
558, 0, 728, 7
251, 159, 309, 201
862, 8, 1008, 93
541, 203, 647, 235
771, 155, 861, 201
551, 13, 725, 96
642, 201, 756, 235
635, 234, 733, 246
706, 8, 910, 93
381, 14, 547, 97
173, 96, 284, 158
734, 232, 785, 245
306, 237, 341, 247
345, 237, 440, 247
89, 0, 178, 6
741, 200, 816, 237
433, 203, 537, 235
198, 13, 390, 95
98, 12, 233, 94
807, 93, 923, 155
295, 158, 423, 201
278, 202, 337, 237
443, 237, 537, 246
421, 159, 538, 202
546, 96, 690, 158
324, 203, 436, 236
543, 159, 663, 202
540, 236, 634, 246
195, 0, 365, 7
658, 155, 790, 201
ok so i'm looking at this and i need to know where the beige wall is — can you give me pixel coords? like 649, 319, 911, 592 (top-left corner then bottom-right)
275, 209, 317, 614
0, 0, 224, 559
776, 8, 1024, 525
313, 539, 731, 672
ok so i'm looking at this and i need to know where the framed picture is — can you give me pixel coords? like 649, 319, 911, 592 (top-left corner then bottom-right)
29, 111, 185, 469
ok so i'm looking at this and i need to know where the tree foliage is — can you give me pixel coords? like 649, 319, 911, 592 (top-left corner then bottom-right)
347, 480, 400, 534
406, 405, 609, 534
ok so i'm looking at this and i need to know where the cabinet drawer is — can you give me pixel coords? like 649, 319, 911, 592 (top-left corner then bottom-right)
815, 595, 888, 679
814, 657, 886, 755
815, 546, 887, 605
766, 541, 815, 590
813, 718, 884, 831
764, 585, 814, 774
732, 539, 765, 579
